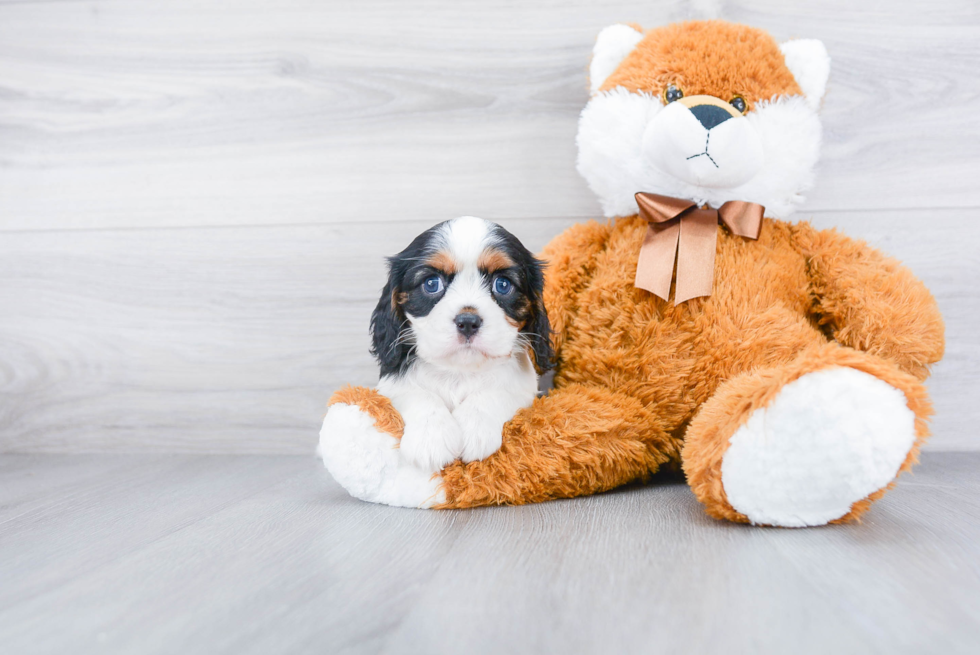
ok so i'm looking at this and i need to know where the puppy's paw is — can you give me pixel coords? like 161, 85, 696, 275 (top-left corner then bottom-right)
454, 407, 505, 463
399, 410, 462, 473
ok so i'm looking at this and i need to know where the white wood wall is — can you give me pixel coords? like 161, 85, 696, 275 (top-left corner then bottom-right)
1, 0, 978, 452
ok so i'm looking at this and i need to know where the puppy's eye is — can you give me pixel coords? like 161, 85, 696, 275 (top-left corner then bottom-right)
663, 84, 684, 104
422, 275, 444, 295
492, 277, 513, 296
730, 95, 747, 114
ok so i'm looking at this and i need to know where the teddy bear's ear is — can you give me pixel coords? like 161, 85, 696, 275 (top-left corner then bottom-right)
780, 39, 831, 110
589, 24, 645, 95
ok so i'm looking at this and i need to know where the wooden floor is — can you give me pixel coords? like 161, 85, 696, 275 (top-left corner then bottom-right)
1, 453, 978, 654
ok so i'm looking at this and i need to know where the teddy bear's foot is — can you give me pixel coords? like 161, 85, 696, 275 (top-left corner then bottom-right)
683, 346, 931, 527
722, 368, 915, 526
318, 386, 445, 508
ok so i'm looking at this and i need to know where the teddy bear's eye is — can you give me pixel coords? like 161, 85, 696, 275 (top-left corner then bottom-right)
730, 96, 747, 114
663, 84, 684, 104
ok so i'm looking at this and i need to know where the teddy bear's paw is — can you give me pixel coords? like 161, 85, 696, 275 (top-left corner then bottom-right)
720, 367, 916, 527
318, 402, 445, 508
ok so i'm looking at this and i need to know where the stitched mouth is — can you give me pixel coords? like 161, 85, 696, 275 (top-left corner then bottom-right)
685, 133, 719, 168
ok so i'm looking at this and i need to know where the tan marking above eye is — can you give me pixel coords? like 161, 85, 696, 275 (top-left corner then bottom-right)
478, 248, 515, 273
426, 250, 459, 275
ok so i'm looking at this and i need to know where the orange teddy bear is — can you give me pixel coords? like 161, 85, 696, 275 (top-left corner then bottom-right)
319, 20, 945, 527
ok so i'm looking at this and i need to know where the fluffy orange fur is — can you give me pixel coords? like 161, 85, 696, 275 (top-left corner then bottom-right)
601, 21, 802, 111
329, 386, 404, 439
430, 215, 943, 515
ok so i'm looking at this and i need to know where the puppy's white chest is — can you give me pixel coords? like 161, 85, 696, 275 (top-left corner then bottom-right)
428, 370, 494, 411
377, 355, 537, 472
415, 354, 536, 411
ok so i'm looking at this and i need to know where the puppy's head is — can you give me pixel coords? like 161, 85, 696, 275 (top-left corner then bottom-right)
371, 216, 553, 377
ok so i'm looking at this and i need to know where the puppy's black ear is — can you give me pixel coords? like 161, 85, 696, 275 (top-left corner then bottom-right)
370, 279, 411, 377
523, 255, 554, 374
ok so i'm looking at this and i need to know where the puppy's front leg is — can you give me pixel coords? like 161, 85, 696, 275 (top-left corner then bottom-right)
453, 390, 532, 463
389, 391, 463, 472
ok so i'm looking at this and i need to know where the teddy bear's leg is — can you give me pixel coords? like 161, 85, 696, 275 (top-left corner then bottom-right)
437, 382, 677, 508
681, 342, 932, 527
318, 386, 445, 508
320, 383, 676, 509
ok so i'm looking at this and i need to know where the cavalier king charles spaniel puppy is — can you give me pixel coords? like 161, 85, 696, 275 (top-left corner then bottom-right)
371, 216, 553, 472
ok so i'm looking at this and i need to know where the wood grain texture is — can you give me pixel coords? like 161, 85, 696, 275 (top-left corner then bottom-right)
0, 452, 978, 654
1, 209, 976, 453
0, 0, 977, 453
1, 0, 979, 231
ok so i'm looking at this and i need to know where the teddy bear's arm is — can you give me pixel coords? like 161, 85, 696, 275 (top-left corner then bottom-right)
539, 220, 613, 355
794, 224, 945, 381
435, 382, 675, 508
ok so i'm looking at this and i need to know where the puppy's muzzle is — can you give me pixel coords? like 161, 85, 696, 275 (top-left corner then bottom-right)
454, 311, 482, 339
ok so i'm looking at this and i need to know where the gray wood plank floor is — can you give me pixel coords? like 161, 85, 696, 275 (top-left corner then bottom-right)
1, 453, 978, 654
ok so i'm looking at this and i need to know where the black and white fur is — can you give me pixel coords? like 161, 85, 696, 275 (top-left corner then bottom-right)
371, 216, 553, 472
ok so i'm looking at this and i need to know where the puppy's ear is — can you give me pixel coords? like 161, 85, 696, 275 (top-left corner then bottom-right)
523, 256, 554, 374
370, 278, 410, 377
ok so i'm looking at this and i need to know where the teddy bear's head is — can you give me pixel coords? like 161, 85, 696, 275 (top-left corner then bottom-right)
577, 20, 830, 219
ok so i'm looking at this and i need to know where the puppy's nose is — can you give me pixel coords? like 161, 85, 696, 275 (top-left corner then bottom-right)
689, 103, 734, 130
454, 312, 482, 339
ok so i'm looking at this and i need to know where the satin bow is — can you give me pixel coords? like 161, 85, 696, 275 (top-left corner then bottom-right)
633, 192, 765, 303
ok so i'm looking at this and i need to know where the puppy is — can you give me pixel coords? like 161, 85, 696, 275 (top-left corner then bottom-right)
371, 216, 553, 472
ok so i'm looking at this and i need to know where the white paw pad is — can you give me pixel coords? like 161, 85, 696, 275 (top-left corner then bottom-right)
721, 368, 916, 527
318, 403, 445, 508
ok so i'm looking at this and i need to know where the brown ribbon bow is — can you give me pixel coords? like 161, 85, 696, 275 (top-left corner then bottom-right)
634, 192, 765, 303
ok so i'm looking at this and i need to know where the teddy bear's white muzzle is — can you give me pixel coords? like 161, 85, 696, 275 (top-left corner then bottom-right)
643, 99, 765, 189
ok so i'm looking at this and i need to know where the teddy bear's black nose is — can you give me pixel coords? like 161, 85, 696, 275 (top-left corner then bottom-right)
690, 104, 734, 130
455, 312, 482, 339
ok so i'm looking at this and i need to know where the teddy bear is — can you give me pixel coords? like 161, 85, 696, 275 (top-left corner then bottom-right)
318, 20, 945, 527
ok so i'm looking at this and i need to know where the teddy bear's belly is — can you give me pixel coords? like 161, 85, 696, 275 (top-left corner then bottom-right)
553, 218, 821, 434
